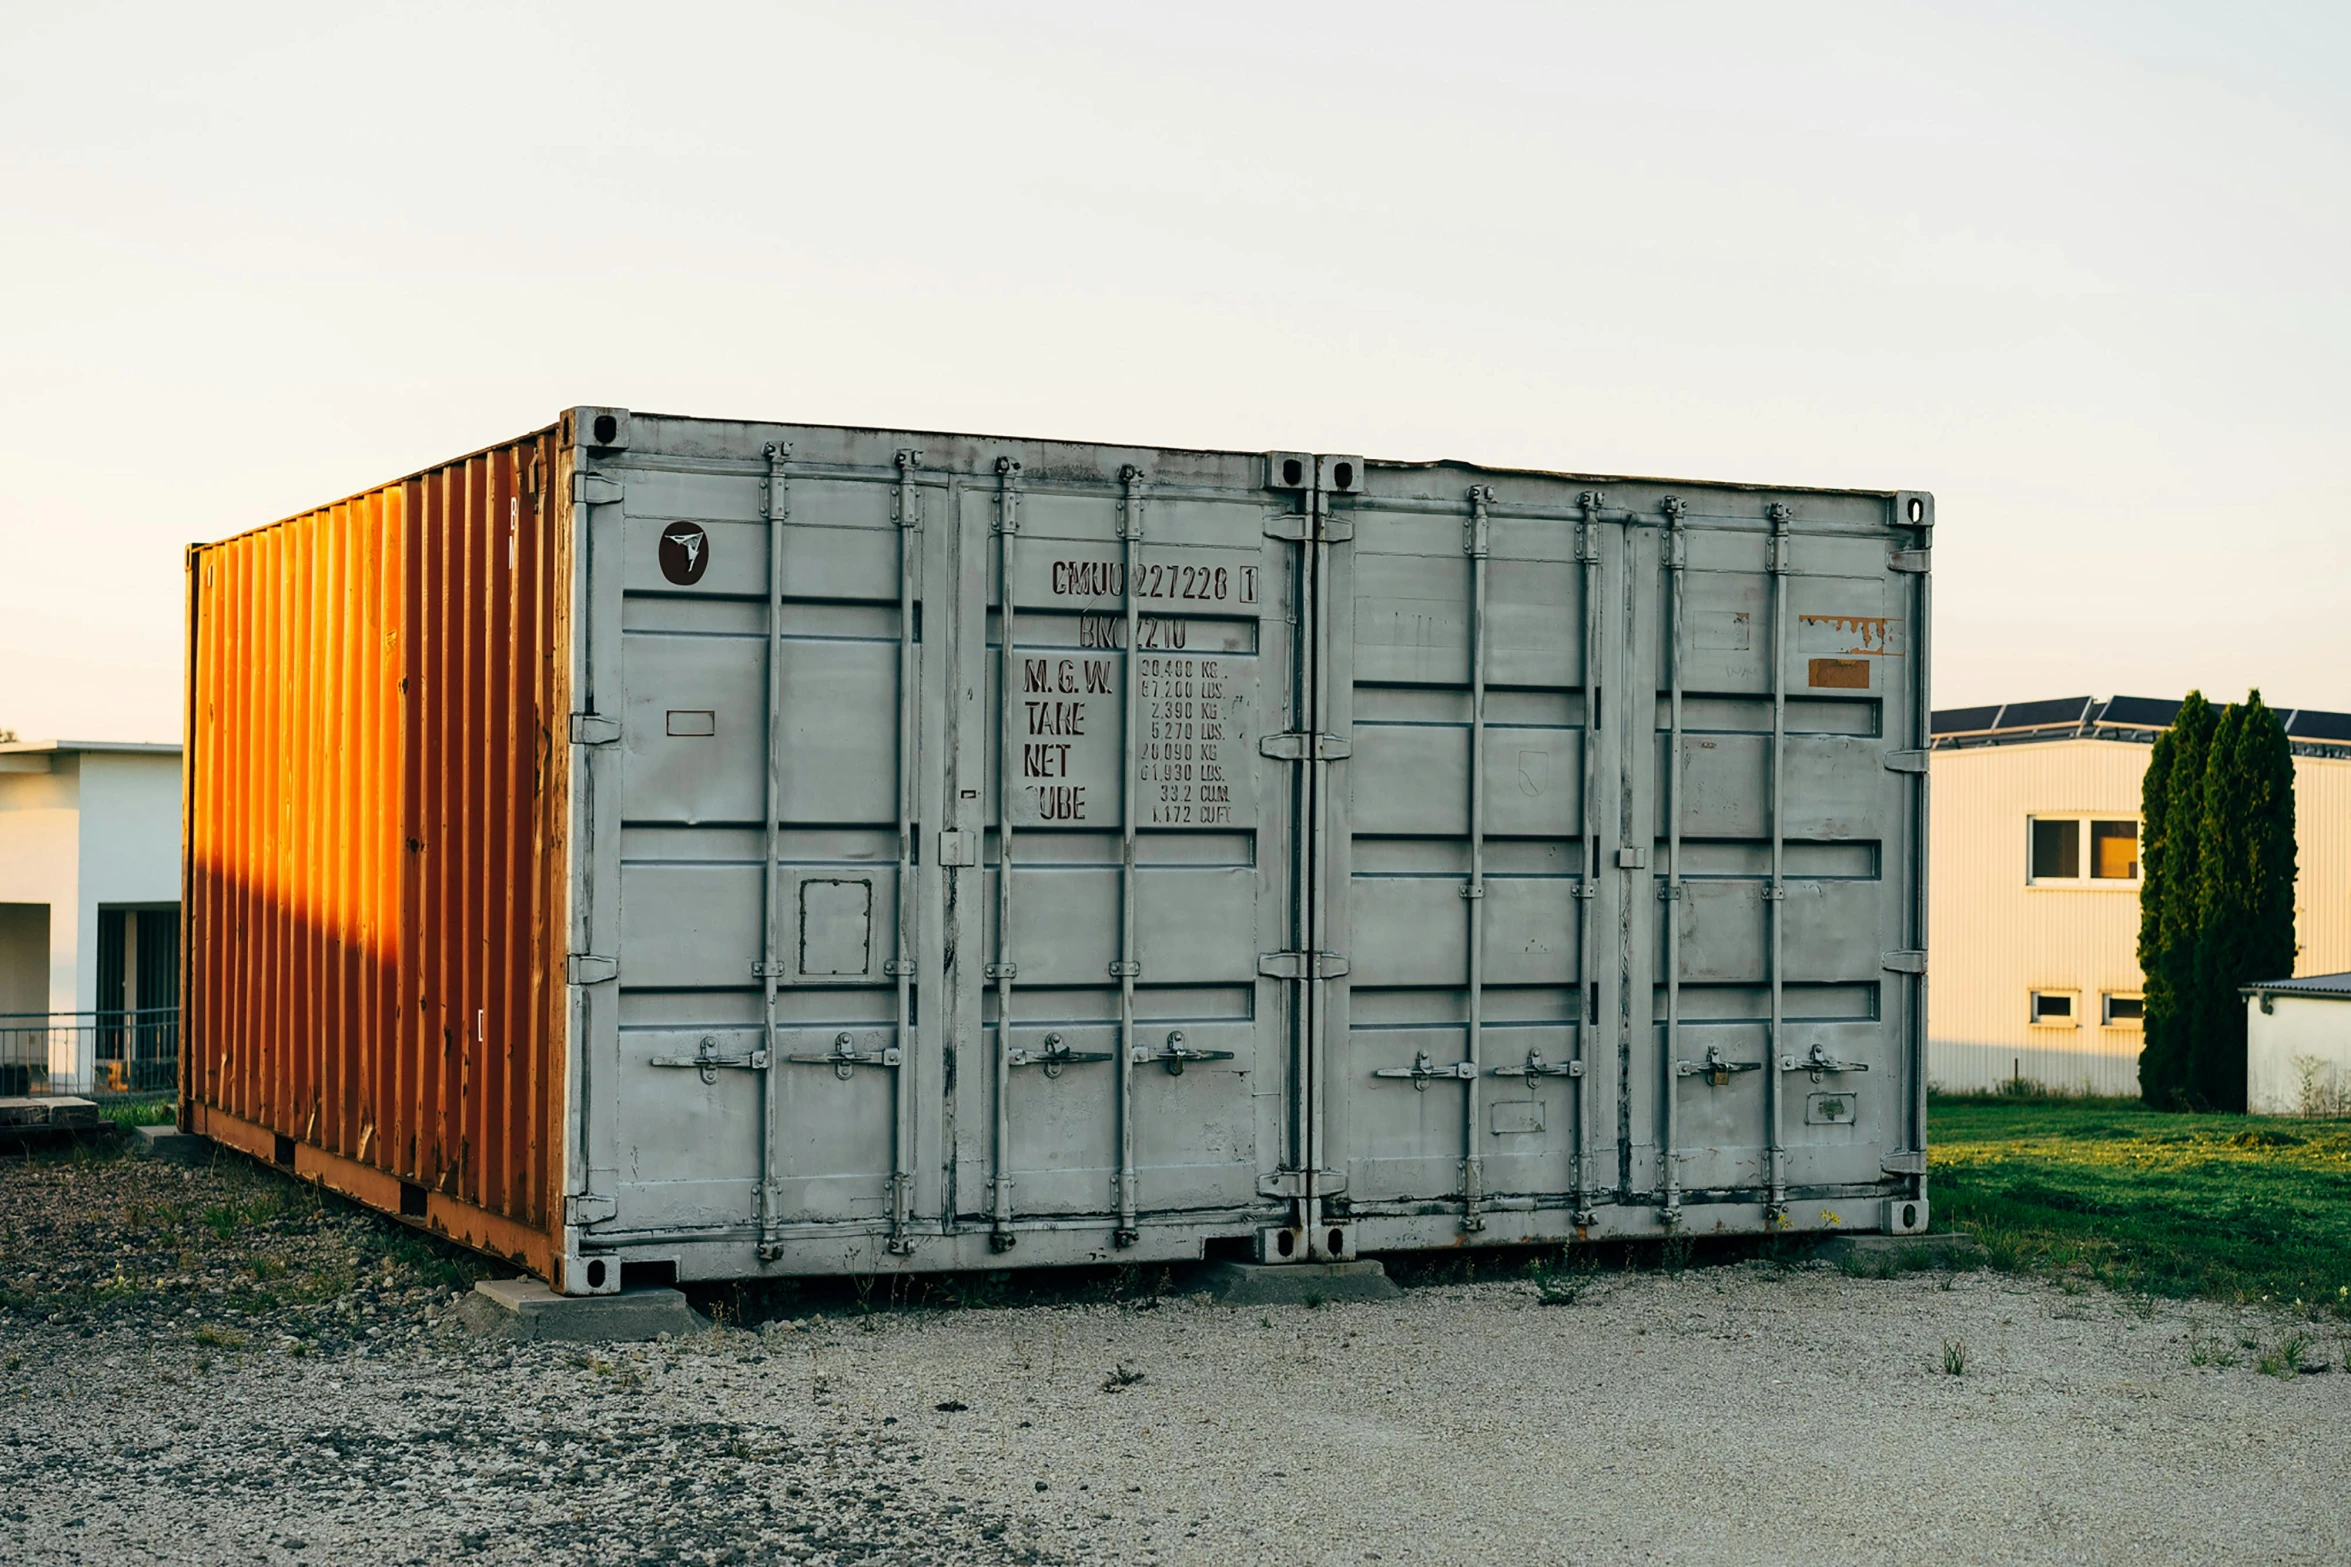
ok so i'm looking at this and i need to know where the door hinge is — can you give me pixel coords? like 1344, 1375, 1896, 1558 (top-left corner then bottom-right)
1881, 949, 1928, 975
1882, 749, 1928, 774
571, 472, 625, 507
1615, 846, 1648, 869
936, 829, 977, 867
1259, 731, 1351, 762
1259, 951, 1349, 981
1880, 1149, 1928, 1176
1262, 512, 1354, 544
565, 1193, 618, 1227
569, 713, 622, 746
1889, 549, 1931, 574
1257, 1167, 1348, 1198
566, 953, 618, 985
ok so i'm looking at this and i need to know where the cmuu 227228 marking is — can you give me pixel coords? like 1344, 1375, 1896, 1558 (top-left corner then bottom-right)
1052, 559, 1258, 606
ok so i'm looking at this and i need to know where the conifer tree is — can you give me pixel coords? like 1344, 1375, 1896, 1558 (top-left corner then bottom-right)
2188, 693, 2296, 1111
2137, 691, 2214, 1107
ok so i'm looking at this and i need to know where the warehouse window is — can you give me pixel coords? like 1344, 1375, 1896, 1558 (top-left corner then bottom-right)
2028, 816, 2139, 885
2029, 990, 2078, 1026
2089, 820, 2139, 880
2029, 818, 2079, 880
2103, 992, 2144, 1028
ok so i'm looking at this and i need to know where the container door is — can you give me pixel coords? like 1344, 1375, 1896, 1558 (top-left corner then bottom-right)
1321, 475, 1619, 1245
589, 433, 1305, 1271
595, 450, 940, 1255
972, 461, 1300, 1254
1645, 503, 1924, 1216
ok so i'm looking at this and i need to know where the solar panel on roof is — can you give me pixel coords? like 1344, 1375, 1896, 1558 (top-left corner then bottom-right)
1994, 696, 2094, 730
2100, 695, 2182, 729
1931, 705, 2005, 735
2287, 709, 2351, 741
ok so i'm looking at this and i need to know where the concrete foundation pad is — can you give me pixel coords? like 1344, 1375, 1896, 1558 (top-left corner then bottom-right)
0, 1095, 101, 1128
1811, 1232, 1985, 1267
132, 1124, 212, 1162
1194, 1259, 1402, 1306
459, 1278, 710, 1342
0, 1096, 107, 1144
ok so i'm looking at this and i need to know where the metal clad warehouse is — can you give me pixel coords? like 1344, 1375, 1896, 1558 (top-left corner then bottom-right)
184, 409, 1934, 1293
1927, 697, 2351, 1096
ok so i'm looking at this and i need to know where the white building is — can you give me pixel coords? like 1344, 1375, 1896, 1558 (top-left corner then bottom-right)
0, 739, 183, 1093
2242, 974, 2351, 1117
1928, 696, 2351, 1096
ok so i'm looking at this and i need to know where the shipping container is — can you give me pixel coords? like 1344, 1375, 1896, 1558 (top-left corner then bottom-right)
184, 408, 1934, 1293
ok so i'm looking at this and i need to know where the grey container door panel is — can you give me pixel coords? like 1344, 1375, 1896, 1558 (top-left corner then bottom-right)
1323, 480, 1619, 1222
1642, 506, 1924, 1219
598, 454, 946, 1241
974, 478, 1300, 1236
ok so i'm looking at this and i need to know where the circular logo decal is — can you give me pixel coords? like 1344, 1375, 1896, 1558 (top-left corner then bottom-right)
659, 523, 710, 586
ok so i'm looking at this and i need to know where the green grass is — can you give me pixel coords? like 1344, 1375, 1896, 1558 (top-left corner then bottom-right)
1930, 1099, 2351, 1315
98, 1098, 178, 1129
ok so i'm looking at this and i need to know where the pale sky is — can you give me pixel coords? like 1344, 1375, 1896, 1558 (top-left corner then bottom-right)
4, 1, 2346, 742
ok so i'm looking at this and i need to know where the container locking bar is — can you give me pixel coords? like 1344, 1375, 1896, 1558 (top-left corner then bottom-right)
1460, 483, 1493, 1232
1113, 463, 1148, 1248
1006, 1032, 1114, 1078
1676, 1045, 1763, 1087
1781, 1043, 1870, 1080
758, 440, 792, 1261
1374, 1050, 1477, 1090
886, 448, 923, 1253
1131, 1028, 1234, 1075
650, 1034, 770, 1085
991, 456, 1024, 1251
781, 1031, 903, 1081
1488, 1049, 1581, 1082
1660, 494, 1689, 1225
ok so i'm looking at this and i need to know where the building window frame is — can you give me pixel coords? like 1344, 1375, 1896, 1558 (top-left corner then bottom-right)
2028, 989, 2080, 1028
2027, 814, 2141, 888
2102, 992, 2145, 1029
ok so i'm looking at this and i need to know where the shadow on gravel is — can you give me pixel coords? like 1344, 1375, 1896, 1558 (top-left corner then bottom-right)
0, 1129, 495, 1352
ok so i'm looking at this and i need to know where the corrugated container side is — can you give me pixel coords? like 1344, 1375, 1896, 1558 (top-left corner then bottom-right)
183, 431, 571, 1273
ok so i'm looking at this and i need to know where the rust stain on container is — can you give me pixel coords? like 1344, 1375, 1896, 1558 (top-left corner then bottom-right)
1808, 657, 1873, 689
182, 431, 571, 1276
1798, 612, 1897, 655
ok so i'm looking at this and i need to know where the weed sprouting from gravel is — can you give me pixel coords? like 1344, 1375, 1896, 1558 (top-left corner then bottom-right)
2258, 1330, 2317, 1379
1942, 1338, 1968, 1376
1300, 1291, 1325, 1309
190, 1325, 247, 1350
1528, 1258, 1584, 1306
2187, 1329, 2239, 1368
1101, 1362, 1145, 1393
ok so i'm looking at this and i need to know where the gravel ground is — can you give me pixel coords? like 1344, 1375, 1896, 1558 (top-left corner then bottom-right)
5, 1139, 2350, 1565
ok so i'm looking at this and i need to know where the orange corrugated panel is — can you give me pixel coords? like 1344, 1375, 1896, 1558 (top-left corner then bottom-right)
184, 430, 568, 1271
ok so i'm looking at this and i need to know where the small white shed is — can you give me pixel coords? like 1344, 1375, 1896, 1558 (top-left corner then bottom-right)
2243, 973, 2351, 1116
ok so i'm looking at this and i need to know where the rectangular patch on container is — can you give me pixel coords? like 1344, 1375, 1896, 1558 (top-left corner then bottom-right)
1489, 1100, 1545, 1135
666, 709, 717, 737
1807, 658, 1870, 690
1806, 1091, 1858, 1126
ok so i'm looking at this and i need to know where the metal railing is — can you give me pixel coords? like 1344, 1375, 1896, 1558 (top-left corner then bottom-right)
0, 1008, 179, 1098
